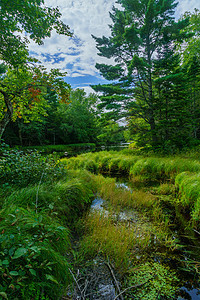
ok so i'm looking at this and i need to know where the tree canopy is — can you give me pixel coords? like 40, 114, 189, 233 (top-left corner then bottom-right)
0, 0, 72, 66
0, 64, 71, 139
92, 0, 195, 150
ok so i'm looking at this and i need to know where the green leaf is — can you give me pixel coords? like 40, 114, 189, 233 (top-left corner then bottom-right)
49, 204, 54, 210
29, 269, 36, 276
13, 248, 27, 259
29, 246, 40, 253
2, 260, 9, 265
46, 274, 59, 284
0, 292, 8, 299
10, 271, 19, 276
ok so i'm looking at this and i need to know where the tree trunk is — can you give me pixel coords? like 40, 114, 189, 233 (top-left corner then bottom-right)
0, 112, 10, 141
0, 91, 13, 141
147, 39, 157, 146
18, 121, 23, 146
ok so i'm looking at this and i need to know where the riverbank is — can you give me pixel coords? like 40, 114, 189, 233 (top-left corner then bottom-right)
1, 148, 200, 299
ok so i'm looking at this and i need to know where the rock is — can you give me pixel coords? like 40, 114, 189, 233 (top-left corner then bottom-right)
97, 284, 116, 300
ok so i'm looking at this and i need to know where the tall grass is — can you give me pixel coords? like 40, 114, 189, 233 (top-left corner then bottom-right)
175, 172, 200, 223
0, 168, 97, 299
93, 174, 156, 210
62, 151, 200, 226
3, 170, 96, 225
81, 210, 177, 273
62, 151, 200, 181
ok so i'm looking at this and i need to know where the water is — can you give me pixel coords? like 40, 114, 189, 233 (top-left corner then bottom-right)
178, 287, 200, 299
90, 180, 200, 300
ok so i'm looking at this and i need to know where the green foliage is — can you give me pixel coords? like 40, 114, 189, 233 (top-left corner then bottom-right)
127, 262, 179, 299
92, 0, 191, 149
3, 87, 100, 147
97, 120, 125, 145
0, 147, 65, 187
0, 0, 72, 66
0, 65, 71, 141
0, 207, 70, 299
53, 89, 98, 144
19, 143, 96, 154
0, 145, 97, 299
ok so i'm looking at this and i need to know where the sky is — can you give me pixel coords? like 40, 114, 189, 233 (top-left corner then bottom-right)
29, 0, 200, 94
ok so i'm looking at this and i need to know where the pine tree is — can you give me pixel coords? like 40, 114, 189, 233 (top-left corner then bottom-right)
92, 0, 190, 149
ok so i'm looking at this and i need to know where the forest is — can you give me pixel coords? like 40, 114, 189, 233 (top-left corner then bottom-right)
0, 0, 200, 299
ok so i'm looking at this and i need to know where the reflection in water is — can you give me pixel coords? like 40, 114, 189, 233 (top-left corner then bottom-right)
90, 181, 200, 300
178, 287, 200, 300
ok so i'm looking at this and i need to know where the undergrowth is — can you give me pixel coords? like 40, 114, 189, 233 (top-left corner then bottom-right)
0, 145, 97, 299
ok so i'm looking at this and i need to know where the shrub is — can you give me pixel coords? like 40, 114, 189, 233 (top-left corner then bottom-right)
0, 148, 66, 187
0, 207, 70, 299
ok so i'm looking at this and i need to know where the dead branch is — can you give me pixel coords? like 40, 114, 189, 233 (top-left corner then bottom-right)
68, 268, 84, 299
105, 259, 124, 300
193, 229, 200, 236
114, 280, 149, 300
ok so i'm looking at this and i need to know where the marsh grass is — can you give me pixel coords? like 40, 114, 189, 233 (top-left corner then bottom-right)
81, 209, 178, 274
62, 151, 200, 183
93, 174, 157, 211
63, 151, 200, 226
4, 170, 96, 225
78, 173, 178, 274
175, 172, 200, 223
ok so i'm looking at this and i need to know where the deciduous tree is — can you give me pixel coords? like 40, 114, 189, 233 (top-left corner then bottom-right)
0, 65, 70, 139
0, 0, 72, 66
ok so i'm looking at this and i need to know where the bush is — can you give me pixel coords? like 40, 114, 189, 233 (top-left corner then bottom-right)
0, 147, 65, 187
0, 207, 70, 299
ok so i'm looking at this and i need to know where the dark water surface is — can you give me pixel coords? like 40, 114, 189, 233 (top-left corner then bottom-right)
90, 179, 200, 300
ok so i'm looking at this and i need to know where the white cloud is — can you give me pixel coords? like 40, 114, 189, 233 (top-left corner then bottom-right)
176, 0, 199, 17
29, 0, 116, 78
28, 0, 199, 93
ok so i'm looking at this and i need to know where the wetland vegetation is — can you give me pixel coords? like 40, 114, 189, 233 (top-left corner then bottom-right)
1, 145, 200, 299
1, 0, 200, 299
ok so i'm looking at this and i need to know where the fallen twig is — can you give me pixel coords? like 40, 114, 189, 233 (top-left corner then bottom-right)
114, 280, 149, 300
68, 268, 84, 299
105, 259, 124, 300
193, 229, 200, 236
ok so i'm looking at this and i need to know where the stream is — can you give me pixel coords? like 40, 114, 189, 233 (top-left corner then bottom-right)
89, 180, 200, 300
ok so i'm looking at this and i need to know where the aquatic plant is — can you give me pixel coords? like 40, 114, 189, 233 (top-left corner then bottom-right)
127, 262, 179, 299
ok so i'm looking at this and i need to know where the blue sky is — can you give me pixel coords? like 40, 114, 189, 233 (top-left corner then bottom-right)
29, 0, 200, 94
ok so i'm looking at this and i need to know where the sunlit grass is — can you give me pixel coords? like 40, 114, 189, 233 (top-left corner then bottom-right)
81, 210, 178, 273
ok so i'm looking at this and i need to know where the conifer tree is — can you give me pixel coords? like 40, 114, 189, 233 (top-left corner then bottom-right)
92, 0, 190, 148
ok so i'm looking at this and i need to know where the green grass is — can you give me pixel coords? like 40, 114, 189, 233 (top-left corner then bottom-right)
62, 151, 200, 226
0, 166, 97, 299
3, 170, 96, 225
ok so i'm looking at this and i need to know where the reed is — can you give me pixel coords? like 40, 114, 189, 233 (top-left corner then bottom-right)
81, 210, 177, 273
4, 170, 96, 225
62, 151, 200, 183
